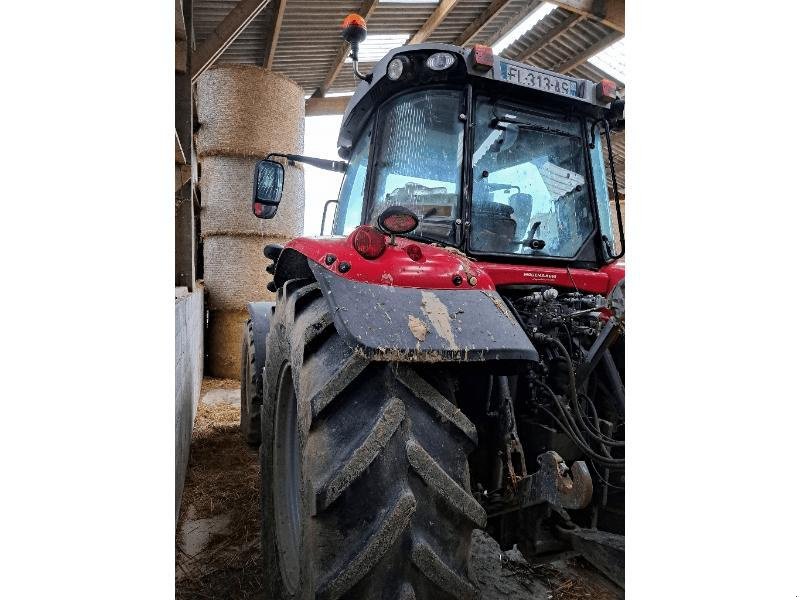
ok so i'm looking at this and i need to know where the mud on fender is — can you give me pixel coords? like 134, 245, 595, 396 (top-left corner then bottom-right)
309, 261, 537, 362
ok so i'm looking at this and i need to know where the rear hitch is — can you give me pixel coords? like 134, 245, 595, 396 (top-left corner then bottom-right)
526, 451, 593, 510
487, 450, 593, 517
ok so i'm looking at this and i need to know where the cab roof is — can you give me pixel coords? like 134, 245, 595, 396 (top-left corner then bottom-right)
336, 43, 616, 156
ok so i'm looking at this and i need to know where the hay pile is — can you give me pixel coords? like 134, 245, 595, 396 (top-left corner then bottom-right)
203, 237, 283, 311
196, 65, 306, 379
196, 65, 305, 159
205, 309, 248, 380
176, 378, 263, 598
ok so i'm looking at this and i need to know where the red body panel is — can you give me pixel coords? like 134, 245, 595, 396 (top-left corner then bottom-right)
286, 234, 624, 295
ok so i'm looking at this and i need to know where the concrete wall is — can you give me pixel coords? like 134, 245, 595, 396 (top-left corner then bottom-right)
175, 286, 204, 523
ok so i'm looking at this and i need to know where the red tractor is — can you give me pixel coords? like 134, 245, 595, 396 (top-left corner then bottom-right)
241, 14, 625, 600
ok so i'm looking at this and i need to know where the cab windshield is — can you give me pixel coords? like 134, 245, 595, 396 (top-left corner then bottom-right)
368, 89, 464, 244
470, 99, 595, 258
334, 90, 601, 259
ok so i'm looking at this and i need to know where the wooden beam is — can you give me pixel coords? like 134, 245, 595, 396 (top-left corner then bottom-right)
262, 0, 286, 70
553, 29, 623, 73
305, 95, 352, 117
176, 39, 188, 73
550, 0, 624, 33
408, 0, 460, 45
175, 0, 188, 73
174, 188, 196, 289
191, 0, 272, 82
175, 0, 193, 185
454, 0, 514, 46
601, 0, 624, 32
175, 0, 187, 42
513, 12, 583, 62
314, 0, 380, 98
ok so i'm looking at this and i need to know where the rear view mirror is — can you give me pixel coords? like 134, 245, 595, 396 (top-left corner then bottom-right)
252, 159, 284, 219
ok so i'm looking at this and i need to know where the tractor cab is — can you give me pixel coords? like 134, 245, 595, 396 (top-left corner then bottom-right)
333, 15, 623, 265
254, 18, 623, 269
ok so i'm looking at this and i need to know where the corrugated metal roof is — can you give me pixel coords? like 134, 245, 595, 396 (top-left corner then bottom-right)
270, 1, 364, 93
569, 61, 624, 90
425, 0, 495, 43
603, 130, 625, 194
470, 0, 543, 46
502, 7, 620, 70
327, 0, 439, 94
192, 1, 623, 93
193, 0, 275, 65
367, 1, 441, 35
588, 38, 625, 82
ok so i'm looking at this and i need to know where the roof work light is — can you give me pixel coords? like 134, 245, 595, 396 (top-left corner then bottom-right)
341, 14, 368, 45
341, 14, 370, 81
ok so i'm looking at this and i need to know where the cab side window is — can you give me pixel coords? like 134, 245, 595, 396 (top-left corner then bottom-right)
334, 125, 372, 236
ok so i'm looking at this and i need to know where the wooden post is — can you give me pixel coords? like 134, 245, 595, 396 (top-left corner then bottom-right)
176, 0, 195, 290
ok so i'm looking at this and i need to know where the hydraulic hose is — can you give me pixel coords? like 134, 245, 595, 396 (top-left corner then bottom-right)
577, 392, 624, 447
533, 333, 578, 403
538, 383, 625, 466
502, 303, 624, 465
533, 332, 624, 448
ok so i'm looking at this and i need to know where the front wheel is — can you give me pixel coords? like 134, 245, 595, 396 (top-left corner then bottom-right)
260, 280, 486, 600
240, 318, 261, 445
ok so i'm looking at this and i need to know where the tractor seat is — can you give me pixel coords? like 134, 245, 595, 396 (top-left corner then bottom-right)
508, 193, 533, 227
473, 200, 514, 218
471, 201, 516, 252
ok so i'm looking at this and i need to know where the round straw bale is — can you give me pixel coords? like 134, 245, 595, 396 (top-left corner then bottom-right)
199, 156, 305, 238
196, 65, 305, 159
206, 309, 248, 380
202, 234, 283, 310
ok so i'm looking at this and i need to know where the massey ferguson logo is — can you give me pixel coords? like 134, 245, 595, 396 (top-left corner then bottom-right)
523, 272, 558, 280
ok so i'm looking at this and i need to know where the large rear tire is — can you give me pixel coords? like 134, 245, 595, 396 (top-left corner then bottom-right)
260, 280, 486, 600
240, 318, 261, 446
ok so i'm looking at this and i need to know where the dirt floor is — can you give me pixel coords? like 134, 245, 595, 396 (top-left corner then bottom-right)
176, 378, 622, 600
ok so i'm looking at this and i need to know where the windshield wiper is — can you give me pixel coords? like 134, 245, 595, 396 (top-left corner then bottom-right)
490, 116, 580, 141
403, 231, 452, 247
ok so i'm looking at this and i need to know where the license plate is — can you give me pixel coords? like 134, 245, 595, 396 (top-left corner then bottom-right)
499, 62, 579, 97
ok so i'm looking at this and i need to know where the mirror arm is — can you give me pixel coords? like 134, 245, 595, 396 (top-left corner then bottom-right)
267, 152, 347, 173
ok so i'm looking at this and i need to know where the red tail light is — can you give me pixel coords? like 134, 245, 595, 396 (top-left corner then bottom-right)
352, 225, 386, 259
470, 45, 494, 71
377, 206, 419, 235
382, 214, 417, 233
596, 79, 617, 103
